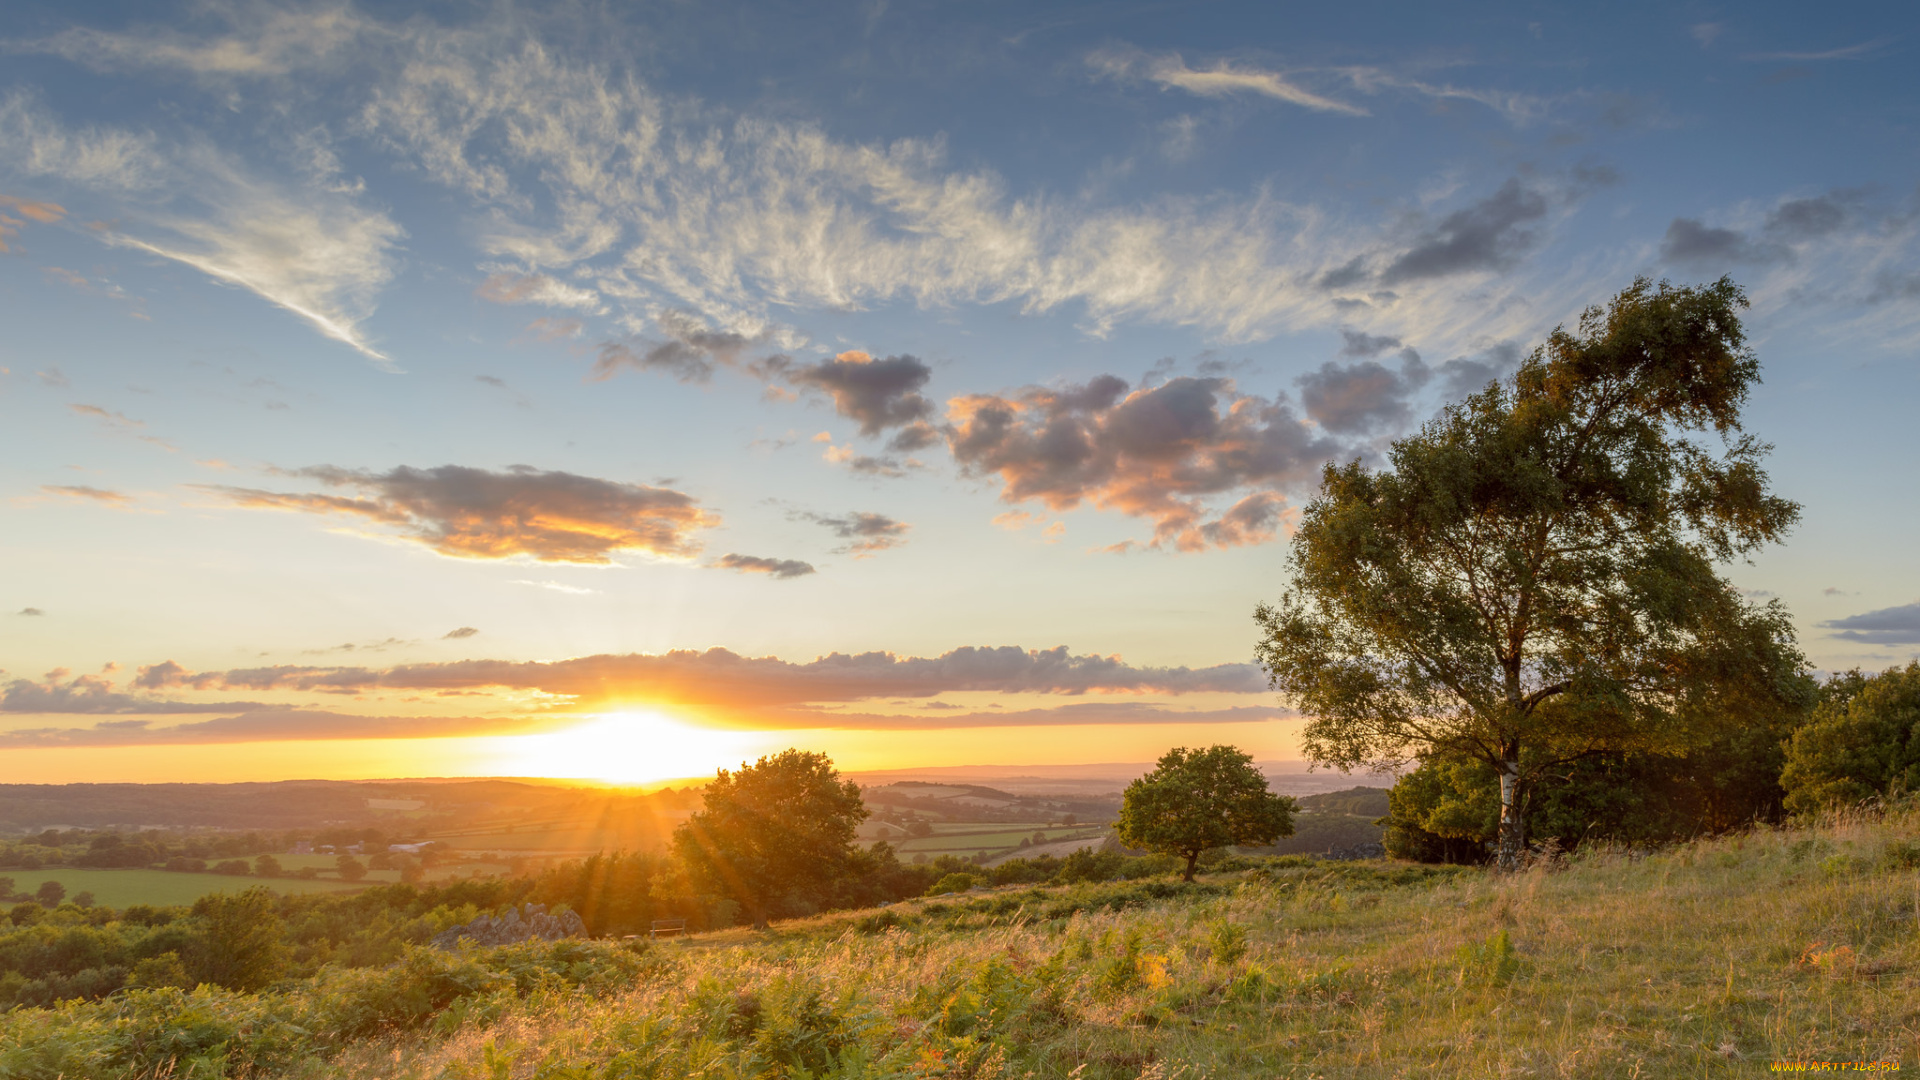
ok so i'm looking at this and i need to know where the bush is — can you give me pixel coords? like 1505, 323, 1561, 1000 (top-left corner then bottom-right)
925, 873, 976, 896
1781, 664, 1920, 813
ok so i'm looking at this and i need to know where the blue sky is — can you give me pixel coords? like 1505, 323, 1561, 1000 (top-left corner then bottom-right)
2, 1, 1916, 782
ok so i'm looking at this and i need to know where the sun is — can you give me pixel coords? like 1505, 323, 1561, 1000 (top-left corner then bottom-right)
480, 710, 760, 785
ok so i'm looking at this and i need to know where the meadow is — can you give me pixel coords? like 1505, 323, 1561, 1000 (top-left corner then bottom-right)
2, 868, 369, 909
5, 806, 1915, 1078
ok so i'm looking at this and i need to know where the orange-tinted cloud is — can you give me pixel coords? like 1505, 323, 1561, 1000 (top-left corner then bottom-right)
199, 464, 717, 563
0, 193, 66, 252
121, 645, 1268, 707
41, 484, 134, 507
946, 375, 1340, 551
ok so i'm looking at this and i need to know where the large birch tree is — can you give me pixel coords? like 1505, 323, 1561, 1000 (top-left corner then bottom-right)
1254, 277, 1805, 869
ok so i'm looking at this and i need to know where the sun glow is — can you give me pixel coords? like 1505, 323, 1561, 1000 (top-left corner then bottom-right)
479, 711, 763, 785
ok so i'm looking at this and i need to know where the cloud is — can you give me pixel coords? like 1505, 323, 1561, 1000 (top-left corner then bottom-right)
1822, 602, 1920, 645
946, 374, 1341, 551
1380, 179, 1549, 284
1659, 219, 1780, 267
1691, 23, 1724, 48
0, 191, 65, 251
0, 93, 402, 365
476, 272, 602, 311
521, 317, 583, 341
106, 645, 1269, 709
799, 511, 911, 555
784, 351, 934, 436
40, 484, 134, 507
1661, 190, 1869, 271
1297, 350, 1432, 435
1090, 48, 1368, 116
0, 709, 545, 748
513, 579, 601, 595
20, 6, 384, 79
343, 27, 1590, 352
716, 553, 817, 579
593, 312, 774, 384
443, 626, 480, 639
68, 403, 177, 451
1742, 39, 1892, 62
17, 608, 44, 617
1433, 341, 1524, 400
200, 464, 717, 563
3, 667, 265, 714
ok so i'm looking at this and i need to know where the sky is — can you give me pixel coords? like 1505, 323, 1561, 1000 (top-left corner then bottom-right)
3, 1, 1917, 786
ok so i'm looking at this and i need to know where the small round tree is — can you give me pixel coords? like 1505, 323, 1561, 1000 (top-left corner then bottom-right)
1116, 745, 1296, 881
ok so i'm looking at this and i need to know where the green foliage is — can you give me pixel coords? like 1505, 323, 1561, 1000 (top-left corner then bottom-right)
1257, 276, 1807, 868
1383, 689, 1814, 862
925, 873, 976, 896
1115, 745, 1296, 880
190, 887, 287, 991
1207, 920, 1248, 964
671, 749, 869, 926
1455, 928, 1521, 987
1781, 663, 1920, 813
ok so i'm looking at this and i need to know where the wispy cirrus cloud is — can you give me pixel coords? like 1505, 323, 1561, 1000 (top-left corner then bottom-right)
0, 91, 403, 366
198, 464, 717, 563
1742, 38, 1894, 62
1089, 47, 1368, 115
39, 484, 135, 507
6, 9, 1619, 364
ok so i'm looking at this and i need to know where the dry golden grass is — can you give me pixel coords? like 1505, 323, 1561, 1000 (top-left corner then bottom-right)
264, 806, 1920, 1079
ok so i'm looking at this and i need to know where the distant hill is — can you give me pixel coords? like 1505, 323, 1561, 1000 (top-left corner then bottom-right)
1295, 786, 1392, 818
0, 779, 697, 833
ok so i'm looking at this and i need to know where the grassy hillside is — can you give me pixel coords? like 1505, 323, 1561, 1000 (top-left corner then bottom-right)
5, 808, 1917, 1078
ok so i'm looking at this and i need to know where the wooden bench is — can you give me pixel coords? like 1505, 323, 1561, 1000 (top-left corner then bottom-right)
649, 918, 687, 939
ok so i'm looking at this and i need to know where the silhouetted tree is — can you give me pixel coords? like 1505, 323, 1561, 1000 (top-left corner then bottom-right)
672, 749, 867, 926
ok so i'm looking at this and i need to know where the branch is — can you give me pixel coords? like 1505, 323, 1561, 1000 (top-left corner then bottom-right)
1520, 682, 1569, 713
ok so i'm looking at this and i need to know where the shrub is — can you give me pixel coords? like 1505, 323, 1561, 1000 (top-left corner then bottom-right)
925, 873, 976, 896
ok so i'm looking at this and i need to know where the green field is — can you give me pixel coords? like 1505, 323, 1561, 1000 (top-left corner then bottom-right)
884, 824, 1108, 855
2, 868, 368, 909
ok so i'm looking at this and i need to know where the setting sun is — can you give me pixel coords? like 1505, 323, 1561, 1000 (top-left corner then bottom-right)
482, 711, 765, 785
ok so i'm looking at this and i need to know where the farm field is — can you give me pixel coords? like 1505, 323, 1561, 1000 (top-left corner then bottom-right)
1, 868, 368, 908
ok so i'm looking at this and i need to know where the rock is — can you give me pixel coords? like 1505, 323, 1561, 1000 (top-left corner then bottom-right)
430, 903, 588, 949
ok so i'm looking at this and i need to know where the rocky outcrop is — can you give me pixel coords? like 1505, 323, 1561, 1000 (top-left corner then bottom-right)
430, 903, 587, 949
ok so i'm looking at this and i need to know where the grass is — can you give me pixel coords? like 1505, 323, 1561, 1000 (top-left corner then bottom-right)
6, 807, 1919, 1078
0, 868, 368, 908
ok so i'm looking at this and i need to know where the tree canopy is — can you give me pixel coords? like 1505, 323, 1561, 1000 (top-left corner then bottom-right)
1115, 745, 1295, 881
1255, 277, 1807, 868
671, 749, 869, 925
1780, 663, 1920, 813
